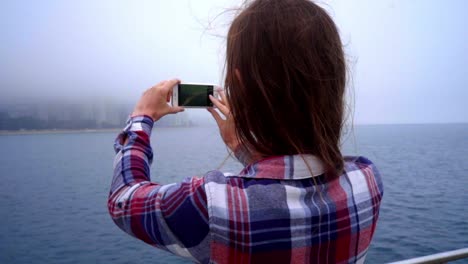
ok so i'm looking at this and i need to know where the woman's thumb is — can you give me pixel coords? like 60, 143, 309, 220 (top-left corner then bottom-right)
168, 106, 185, 114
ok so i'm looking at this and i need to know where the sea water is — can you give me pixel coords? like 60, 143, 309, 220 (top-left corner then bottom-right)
0, 124, 467, 263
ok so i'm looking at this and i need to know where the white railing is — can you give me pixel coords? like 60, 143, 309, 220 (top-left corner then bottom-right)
388, 247, 468, 264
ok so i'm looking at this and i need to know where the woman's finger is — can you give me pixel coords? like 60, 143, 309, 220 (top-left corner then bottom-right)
219, 90, 229, 108
154, 79, 178, 102
207, 108, 224, 128
167, 106, 185, 114
216, 94, 226, 106
154, 80, 168, 89
166, 91, 171, 102
167, 85, 175, 102
209, 95, 230, 116
161, 79, 180, 93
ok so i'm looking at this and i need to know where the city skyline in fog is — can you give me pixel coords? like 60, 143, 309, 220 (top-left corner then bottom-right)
1, 0, 467, 124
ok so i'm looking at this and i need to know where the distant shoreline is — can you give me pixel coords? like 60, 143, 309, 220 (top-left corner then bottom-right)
0, 125, 214, 135
0, 128, 122, 135
1, 122, 466, 136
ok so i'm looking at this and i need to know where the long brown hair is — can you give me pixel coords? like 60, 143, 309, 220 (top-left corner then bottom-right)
225, 0, 346, 176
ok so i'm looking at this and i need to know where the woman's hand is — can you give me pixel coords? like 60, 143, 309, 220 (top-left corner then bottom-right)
131, 79, 184, 121
207, 90, 240, 152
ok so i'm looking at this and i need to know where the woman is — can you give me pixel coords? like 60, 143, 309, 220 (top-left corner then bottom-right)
108, 0, 383, 263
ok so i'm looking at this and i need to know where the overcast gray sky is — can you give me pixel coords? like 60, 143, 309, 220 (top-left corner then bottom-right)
0, 0, 467, 124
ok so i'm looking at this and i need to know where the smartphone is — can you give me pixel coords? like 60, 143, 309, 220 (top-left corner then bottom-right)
172, 83, 220, 108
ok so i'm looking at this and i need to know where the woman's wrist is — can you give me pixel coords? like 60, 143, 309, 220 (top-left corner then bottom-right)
130, 110, 163, 122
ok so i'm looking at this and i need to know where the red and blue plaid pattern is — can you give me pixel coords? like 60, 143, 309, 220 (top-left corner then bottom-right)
108, 116, 384, 264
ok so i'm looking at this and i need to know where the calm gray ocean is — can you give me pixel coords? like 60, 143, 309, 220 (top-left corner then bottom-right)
0, 124, 467, 264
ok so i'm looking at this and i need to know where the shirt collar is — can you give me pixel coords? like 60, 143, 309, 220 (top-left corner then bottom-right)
238, 154, 325, 179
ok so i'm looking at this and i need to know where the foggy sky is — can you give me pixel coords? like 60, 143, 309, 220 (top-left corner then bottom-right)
1, 0, 467, 124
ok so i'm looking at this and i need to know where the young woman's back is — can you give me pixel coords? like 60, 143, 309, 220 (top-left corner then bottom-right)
205, 155, 382, 263
108, 0, 384, 263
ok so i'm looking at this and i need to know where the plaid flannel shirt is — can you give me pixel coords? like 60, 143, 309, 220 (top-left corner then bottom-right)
108, 116, 384, 264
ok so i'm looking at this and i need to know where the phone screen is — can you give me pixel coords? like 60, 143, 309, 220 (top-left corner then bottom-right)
178, 84, 214, 107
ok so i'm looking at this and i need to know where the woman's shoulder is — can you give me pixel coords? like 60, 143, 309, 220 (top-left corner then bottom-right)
344, 155, 374, 165
203, 170, 232, 183
343, 155, 384, 194
343, 155, 379, 172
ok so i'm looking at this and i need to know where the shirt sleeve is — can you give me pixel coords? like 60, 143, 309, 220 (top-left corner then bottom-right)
107, 115, 210, 262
